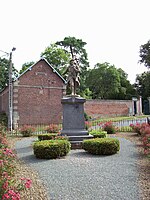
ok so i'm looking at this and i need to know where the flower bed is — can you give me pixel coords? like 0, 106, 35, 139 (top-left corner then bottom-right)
102, 121, 117, 134
130, 122, 150, 156
45, 124, 60, 133
0, 130, 32, 199
19, 125, 35, 137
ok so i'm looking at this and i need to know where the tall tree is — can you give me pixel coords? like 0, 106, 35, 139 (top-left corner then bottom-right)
0, 57, 18, 91
116, 68, 136, 99
139, 40, 150, 68
134, 71, 150, 100
19, 61, 34, 74
41, 43, 70, 74
86, 63, 135, 99
56, 37, 89, 94
86, 63, 120, 99
56, 36, 89, 73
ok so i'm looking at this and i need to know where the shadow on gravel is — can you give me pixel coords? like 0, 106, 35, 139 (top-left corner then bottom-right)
19, 154, 51, 163
69, 150, 115, 158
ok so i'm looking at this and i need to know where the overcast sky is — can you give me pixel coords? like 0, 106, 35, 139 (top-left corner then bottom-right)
0, 0, 149, 83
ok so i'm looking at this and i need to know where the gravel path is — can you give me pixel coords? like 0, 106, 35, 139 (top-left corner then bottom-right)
15, 137, 140, 200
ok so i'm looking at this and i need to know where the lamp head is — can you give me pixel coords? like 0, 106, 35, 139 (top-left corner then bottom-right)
12, 47, 16, 51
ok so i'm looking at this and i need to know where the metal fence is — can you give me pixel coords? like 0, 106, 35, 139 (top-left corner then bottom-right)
9, 124, 62, 136
86, 117, 148, 132
7, 117, 148, 136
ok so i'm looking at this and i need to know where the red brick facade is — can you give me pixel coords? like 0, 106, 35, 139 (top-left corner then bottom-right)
0, 58, 66, 128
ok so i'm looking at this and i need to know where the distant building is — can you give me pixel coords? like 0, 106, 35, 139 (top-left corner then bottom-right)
0, 58, 66, 128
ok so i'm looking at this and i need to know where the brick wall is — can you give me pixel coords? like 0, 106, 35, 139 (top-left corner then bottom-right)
13, 59, 66, 127
84, 99, 133, 118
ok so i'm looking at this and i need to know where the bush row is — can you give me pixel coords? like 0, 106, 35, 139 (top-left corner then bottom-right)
19, 124, 60, 137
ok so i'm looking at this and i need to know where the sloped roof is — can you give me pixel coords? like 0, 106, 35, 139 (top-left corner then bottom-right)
15, 57, 67, 83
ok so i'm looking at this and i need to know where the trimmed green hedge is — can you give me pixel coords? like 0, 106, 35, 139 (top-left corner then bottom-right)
82, 138, 120, 155
38, 134, 57, 141
38, 134, 68, 141
90, 130, 107, 138
33, 139, 71, 159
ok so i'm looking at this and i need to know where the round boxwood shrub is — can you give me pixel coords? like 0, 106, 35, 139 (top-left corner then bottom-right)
82, 138, 120, 155
90, 130, 107, 138
33, 139, 71, 159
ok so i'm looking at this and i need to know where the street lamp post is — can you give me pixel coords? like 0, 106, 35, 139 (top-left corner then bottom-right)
8, 48, 16, 131
0, 48, 16, 131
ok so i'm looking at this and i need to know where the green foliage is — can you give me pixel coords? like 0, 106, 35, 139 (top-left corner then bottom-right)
33, 139, 71, 159
38, 133, 57, 141
116, 68, 137, 99
38, 134, 68, 141
86, 63, 120, 99
19, 125, 35, 137
80, 88, 92, 99
90, 130, 107, 138
82, 138, 120, 155
0, 112, 8, 127
86, 62, 135, 99
19, 61, 34, 74
139, 40, 150, 68
0, 57, 18, 91
41, 43, 70, 73
135, 71, 150, 100
56, 36, 89, 70
84, 112, 91, 121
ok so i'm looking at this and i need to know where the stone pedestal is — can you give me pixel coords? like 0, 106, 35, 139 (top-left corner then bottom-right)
61, 96, 93, 149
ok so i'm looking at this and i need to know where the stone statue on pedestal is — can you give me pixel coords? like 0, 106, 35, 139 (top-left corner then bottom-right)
66, 57, 80, 96
61, 47, 93, 149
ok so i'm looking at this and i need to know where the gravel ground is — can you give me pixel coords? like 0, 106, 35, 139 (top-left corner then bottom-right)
15, 136, 141, 200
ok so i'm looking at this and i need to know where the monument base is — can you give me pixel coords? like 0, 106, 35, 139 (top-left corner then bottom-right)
61, 96, 93, 149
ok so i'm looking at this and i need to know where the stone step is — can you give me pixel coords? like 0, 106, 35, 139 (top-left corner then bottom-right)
70, 141, 83, 149
68, 135, 93, 141
61, 129, 89, 136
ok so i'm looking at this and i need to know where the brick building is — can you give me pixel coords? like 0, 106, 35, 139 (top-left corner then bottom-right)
0, 58, 66, 128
